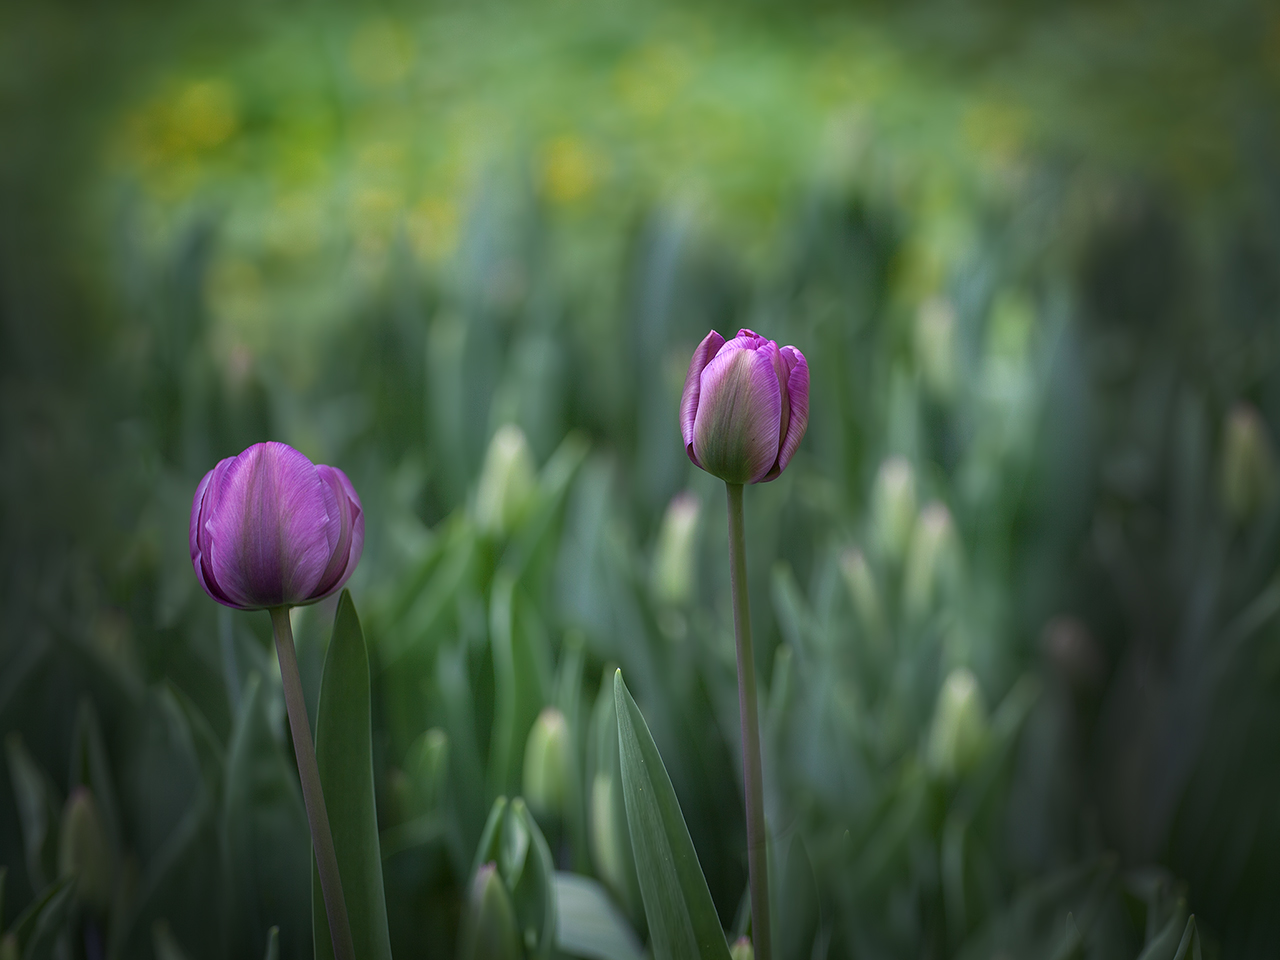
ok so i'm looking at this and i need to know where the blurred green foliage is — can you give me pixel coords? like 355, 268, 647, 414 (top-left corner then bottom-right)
3, 0, 1280, 957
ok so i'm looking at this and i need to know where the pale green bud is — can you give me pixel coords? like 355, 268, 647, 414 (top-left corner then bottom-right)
839, 547, 884, 642
903, 502, 957, 620
459, 862, 521, 960
0, 934, 15, 960
915, 297, 957, 400
871, 457, 917, 562
1221, 403, 1276, 522
730, 937, 754, 960
652, 492, 702, 606
405, 727, 449, 814
590, 773, 627, 896
475, 424, 536, 536
58, 786, 112, 915
926, 668, 988, 778
522, 708, 570, 818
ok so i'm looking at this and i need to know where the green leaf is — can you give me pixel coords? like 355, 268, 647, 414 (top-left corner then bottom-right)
223, 673, 310, 960
312, 591, 392, 960
263, 926, 280, 960
776, 835, 818, 960
4, 877, 71, 960
489, 575, 551, 797
554, 872, 645, 960
151, 920, 194, 960
4, 734, 60, 893
613, 670, 730, 960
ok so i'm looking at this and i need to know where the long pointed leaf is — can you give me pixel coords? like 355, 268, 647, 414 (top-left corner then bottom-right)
312, 591, 392, 960
613, 670, 729, 960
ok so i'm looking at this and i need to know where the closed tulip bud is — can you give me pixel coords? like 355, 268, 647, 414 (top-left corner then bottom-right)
652, 492, 701, 606
871, 457, 917, 561
730, 937, 754, 960
839, 547, 885, 642
459, 863, 520, 960
681, 329, 810, 484
190, 442, 363, 610
926, 668, 988, 778
903, 502, 957, 619
475, 425, 536, 536
59, 787, 112, 915
915, 297, 958, 400
523, 708, 570, 818
405, 727, 449, 814
1221, 403, 1277, 522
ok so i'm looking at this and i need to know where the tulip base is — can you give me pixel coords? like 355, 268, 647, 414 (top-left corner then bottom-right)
270, 606, 356, 960
725, 482, 772, 960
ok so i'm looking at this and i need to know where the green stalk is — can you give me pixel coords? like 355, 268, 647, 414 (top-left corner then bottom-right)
270, 606, 356, 960
725, 482, 771, 959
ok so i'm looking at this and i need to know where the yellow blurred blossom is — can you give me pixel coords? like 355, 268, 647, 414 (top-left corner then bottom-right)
539, 135, 600, 205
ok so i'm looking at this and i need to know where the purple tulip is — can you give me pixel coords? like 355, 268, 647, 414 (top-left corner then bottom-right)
680, 328, 810, 484
190, 442, 364, 610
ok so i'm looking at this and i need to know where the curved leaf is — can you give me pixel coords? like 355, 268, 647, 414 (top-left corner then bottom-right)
312, 591, 392, 960
613, 670, 730, 960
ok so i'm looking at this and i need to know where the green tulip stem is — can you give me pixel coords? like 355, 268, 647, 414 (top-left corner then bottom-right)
725, 482, 772, 960
270, 606, 356, 960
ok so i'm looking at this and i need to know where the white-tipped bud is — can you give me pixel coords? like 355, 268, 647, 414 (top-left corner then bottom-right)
839, 548, 885, 642
406, 727, 449, 813
59, 787, 112, 915
475, 424, 536, 536
926, 668, 988, 778
871, 456, 918, 562
1221, 403, 1276, 522
915, 298, 958, 400
651, 492, 701, 606
730, 937, 755, 960
903, 502, 957, 619
523, 708, 570, 818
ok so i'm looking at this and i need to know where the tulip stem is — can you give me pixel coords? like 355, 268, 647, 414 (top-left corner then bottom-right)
270, 607, 356, 960
725, 482, 771, 960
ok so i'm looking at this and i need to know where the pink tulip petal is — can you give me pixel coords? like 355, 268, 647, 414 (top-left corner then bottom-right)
772, 346, 809, 477
693, 339, 782, 484
312, 465, 365, 600
205, 442, 333, 608
680, 330, 726, 466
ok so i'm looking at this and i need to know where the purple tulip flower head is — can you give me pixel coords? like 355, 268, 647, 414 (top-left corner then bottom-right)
681, 329, 810, 484
190, 442, 364, 610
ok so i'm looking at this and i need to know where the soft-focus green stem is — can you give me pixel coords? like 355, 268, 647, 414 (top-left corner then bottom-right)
725, 482, 771, 960
270, 606, 356, 960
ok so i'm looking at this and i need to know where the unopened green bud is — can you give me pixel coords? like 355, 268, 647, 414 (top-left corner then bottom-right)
590, 773, 628, 898
0, 933, 15, 960
915, 298, 957, 400
839, 548, 884, 642
523, 708, 570, 818
59, 786, 112, 915
652, 492, 701, 606
730, 937, 754, 960
459, 862, 520, 960
475, 424, 536, 536
903, 502, 957, 619
1221, 403, 1276, 522
926, 668, 988, 778
405, 727, 449, 814
871, 457, 917, 561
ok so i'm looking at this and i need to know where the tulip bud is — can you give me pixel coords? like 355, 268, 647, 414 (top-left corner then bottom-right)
522, 708, 570, 818
839, 547, 885, 643
1221, 403, 1277, 522
0, 934, 15, 960
871, 457, 917, 562
475, 425, 536, 536
915, 298, 958, 400
730, 937, 754, 960
652, 492, 701, 606
681, 329, 810, 484
903, 502, 957, 619
458, 862, 521, 960
190, 442, 363, 610
926, 668, 988, 778
404, 727, 449, 814
58, 787, 112, 915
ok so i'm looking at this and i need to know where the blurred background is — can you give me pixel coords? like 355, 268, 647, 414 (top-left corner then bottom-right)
4, 0, 1280, 956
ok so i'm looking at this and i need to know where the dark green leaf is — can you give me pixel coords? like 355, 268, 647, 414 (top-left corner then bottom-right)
613, 670, 730, 960
4, 877, 71, 959
312, 591, 392, 960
